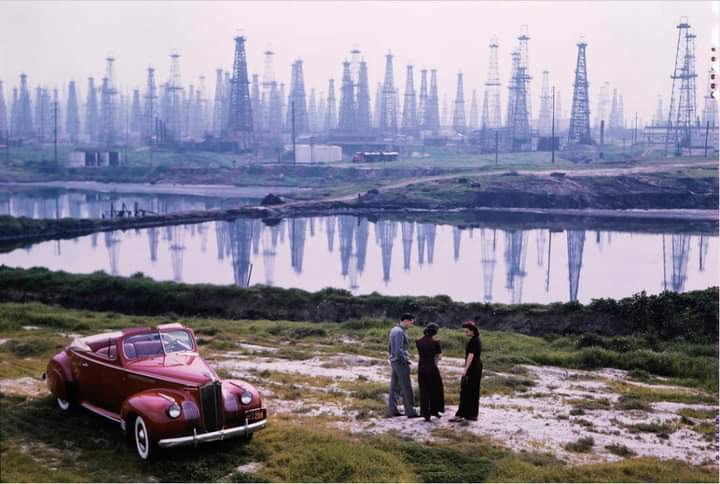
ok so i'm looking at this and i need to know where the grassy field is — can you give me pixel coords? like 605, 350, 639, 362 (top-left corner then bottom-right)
0, 301, 718, 482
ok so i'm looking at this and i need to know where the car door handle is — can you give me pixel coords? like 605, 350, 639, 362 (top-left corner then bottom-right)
81, 362, 89, 368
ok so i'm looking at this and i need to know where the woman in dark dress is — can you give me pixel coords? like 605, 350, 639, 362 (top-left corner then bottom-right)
450, 320, 483, 423
415, 323, 445, 422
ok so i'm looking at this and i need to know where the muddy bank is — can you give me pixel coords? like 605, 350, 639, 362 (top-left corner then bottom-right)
355, 173, 719, 211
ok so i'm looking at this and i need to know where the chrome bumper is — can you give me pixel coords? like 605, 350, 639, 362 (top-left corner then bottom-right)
158, 419, 267, 448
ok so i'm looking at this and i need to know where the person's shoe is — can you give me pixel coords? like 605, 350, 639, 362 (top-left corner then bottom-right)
432, 412, 442, 419
424, 416, 431, 422
449, 416, 464, 423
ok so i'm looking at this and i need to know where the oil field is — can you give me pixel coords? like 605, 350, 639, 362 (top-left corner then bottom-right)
0, 1, 718, 482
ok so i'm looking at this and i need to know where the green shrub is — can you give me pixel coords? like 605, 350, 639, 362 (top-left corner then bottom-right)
564, 436, 594, 453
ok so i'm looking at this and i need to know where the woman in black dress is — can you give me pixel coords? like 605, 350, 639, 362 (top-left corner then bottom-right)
415, 323, 445, 422
450, 320, 483, 423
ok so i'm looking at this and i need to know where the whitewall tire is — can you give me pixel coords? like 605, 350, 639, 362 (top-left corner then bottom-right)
57, 397, 71, 411
134, 416, 152, 460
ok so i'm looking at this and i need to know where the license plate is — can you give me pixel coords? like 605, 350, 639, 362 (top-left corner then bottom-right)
246, 408, 266, 421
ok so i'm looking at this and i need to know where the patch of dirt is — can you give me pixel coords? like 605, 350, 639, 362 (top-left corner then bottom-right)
217, 350, 719, 466
0, 377, 47, 398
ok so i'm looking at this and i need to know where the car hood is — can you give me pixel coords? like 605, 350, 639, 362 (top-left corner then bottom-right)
125, 353, 217, 386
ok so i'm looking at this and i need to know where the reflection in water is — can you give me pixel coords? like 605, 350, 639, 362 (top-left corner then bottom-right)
2, 216, 717, 304
567, 230, 586, 302
503, 230, 528, 304
480, 228, 497, 303
1, 190, 260, 219
662, 234, 691, 293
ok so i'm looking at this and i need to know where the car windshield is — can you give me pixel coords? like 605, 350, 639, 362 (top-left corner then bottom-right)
123, 330, 194, 359
159, 330, 195, 354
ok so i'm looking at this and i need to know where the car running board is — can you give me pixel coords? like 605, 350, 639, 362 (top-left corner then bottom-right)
81, 402, 122, 423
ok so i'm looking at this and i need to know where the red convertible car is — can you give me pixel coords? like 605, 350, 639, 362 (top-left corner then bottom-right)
44, 323, 267, 459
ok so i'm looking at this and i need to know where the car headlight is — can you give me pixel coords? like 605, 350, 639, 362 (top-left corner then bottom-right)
240, 391, 253, 405
167, 402, 181, 419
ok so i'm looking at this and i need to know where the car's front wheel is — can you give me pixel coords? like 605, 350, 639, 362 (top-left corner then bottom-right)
134, 415, 153, 460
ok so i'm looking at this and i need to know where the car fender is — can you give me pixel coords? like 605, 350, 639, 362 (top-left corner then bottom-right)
45, 351, 74, 401
223, 379, 263, 410
120, 389, 200, 441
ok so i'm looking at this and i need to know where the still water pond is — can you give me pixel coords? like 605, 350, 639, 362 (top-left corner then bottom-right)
1, 216, 716, 304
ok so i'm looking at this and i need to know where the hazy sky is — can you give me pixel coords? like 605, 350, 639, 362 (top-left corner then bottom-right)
1, 1, 717, 121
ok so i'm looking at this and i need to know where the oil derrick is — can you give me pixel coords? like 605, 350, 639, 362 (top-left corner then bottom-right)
373, 82, 382, 128
165, 50, 184, 141
485, 37, 502, 129
618, 94, 625, 128
326, 216, 336, 252
698, 235, 709, 271
480, 228, 497, 303
35, 87, 50, 142
289, 218, 307, 274
662, 234, 690, 292
16, 74, 33, 138
508, 26, 532, 151
142, 68, 158, 143
653, 95, 664, 126
505, 51, 519, 132
568, 39, 592, 145
0, 82, 6, 139
212, 69, 225, 137
338, 215, 355, 276
287, 60, 308, 134
229, 219, 254, 287
338, 61, 356, 132
441, 94, 449, 127
535, 229, 548, 269
452, 226, 462, 261
148, 227, 159, 262
701, 69, 717, 127
350, 47, 362, 83
356, 60, 371, 133
228, 35, 254, 146
325, 79, 338, 131
196, 76, 209, 136
401, 221, 414, 271
100, 56, 118, 147
379, 52, 398, 138
9, 87, 18, 137
417, 69, 428, 129
251, 74, 261, 132
595, 81, 610, 128
104, 231, 121, 275
665, 17, 697, 153
307, 88, 318, 132
566, 230, 585, 301
377, 220, 397, 283
401, 65, 417, 134
215, 221, 229, 260
317, 93, 326, 132
537, 71, 552, 135
260, 49, 275, 133
129, 88, 141, 137
469, 89, 479, 129
481, 90, 489, 129
425, 69, 440, 133
608, 88, 622, 129
503, 230, 528, 304
452, 72, 466, 134
65, 81, 80, 143
556, 89, 563, 122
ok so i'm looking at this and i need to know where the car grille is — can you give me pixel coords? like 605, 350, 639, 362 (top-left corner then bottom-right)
200, 381, 223, 432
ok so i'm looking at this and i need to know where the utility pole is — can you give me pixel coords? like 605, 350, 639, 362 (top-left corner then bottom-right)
53, 101, 58, 165
600, 120, 605, 159
551, 86, 556, 163
291, 100, 296, 164
494, 130, 499, 164
633, 112, 638, 146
